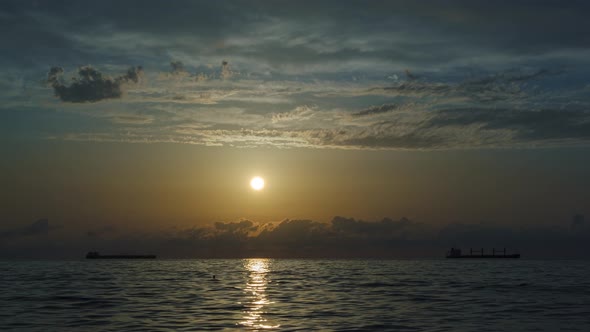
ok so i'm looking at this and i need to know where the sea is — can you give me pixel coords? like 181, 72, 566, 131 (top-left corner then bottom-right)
1, 259, 589, 331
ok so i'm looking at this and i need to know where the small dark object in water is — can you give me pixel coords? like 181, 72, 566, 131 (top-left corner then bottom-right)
86, 252, 156, 259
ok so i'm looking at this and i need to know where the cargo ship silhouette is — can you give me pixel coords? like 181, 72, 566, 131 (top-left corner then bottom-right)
446, 248, 520, 259
86, 251, 156, 259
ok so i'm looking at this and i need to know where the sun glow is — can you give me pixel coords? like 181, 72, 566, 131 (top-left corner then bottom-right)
250, 177, 265, 191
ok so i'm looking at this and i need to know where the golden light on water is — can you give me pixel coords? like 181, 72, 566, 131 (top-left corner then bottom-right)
240, 258, 279, 329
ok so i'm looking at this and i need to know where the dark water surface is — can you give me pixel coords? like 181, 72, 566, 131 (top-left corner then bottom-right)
1, 259, 589, 331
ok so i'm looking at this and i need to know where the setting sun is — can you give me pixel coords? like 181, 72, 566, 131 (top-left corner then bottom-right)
250, 177, 265, 191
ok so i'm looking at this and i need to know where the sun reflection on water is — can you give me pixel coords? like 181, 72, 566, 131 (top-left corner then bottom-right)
239, 258, 280, 329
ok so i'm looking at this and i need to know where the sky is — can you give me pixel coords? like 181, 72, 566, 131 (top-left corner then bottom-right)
1, 0, 590, 258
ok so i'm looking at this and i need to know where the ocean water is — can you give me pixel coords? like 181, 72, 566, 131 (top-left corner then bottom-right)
1, 259, 589, 331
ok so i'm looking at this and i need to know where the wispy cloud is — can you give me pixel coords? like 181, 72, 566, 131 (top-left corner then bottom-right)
271, 105, 316, 123
1, 2, 589, 151
352, 104, 398, 117
110, 114, 154, 125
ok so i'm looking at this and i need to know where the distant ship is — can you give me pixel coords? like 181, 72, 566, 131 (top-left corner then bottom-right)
446, 248, 520, 259
86, 252, 156, 259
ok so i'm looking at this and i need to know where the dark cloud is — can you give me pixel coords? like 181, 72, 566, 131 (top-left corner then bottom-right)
46, 66, 64, 83
220, 60, 232, 80
334, 130, 443, 150
170, 60, 186, 74
405, 69, 417, 80
3, 2, 588, 152
258, 219, 329, 243
370, 81, 452, 96
332, 216, 413, 236
122, 66, 143, 83
369, 68, 552, 102
166, 216, 424, 258
166, 216, 590, 258
342, 105, 590, 149
352, 104, 398, 117
4, 1, 589, 73
426, 108, 590, 142
482, 68, 551, 84
2, 216, 589, 259
0, 219, 58, 239
46, 65, 143, 103
214, 219, 257, 234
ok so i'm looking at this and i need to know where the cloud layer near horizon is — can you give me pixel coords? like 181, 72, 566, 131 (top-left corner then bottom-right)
2, 216, 589, 259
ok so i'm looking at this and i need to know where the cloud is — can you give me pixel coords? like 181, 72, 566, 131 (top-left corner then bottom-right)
331, 216, 414, 236
369, 81, 452, 96
2, 215, 589, 259
405, 69, 418, 80
110, 114, 154, 125
3, 1, 590, 77
170, 216, 590, 258
367, 68, 552, 103
55, 103, 590, 150
166, 216, 426, 257
46, 65, 143, 103
214, 219, 258, 235
28, 52, 590, 151
258, 219, 330, 243
170, 60, 186, 74
271, 105, 315, 123
195, 72, 210, 82
220, 60, 233, 80
425, 108, 590, 142
158, 60, 193, 80
0, 219, 59, 239
352, 104, 398, 117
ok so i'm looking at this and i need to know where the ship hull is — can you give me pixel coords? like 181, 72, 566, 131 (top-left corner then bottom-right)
446, 254, 520, 259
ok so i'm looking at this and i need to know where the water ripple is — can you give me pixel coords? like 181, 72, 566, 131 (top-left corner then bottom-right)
1, 259, 589, 331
